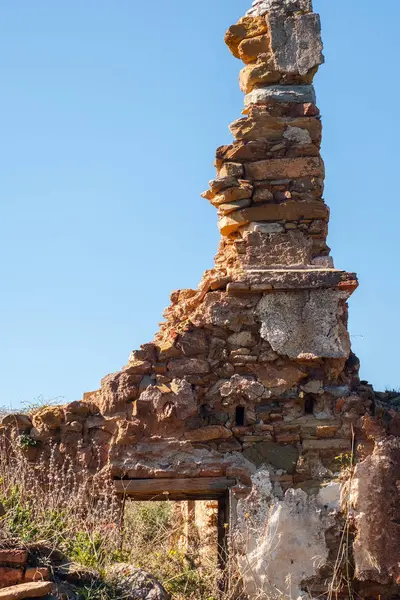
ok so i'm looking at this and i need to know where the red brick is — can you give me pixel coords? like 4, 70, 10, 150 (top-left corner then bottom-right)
0, 568, 23, 589
0, 551, 27, 567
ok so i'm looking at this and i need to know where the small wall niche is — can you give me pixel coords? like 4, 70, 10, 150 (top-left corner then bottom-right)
235, 406, 245, 426
304, 395, 315, 415
200, 404, 208, 421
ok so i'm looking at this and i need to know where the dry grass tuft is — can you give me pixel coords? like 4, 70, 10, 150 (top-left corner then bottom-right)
0, 437, 121, 569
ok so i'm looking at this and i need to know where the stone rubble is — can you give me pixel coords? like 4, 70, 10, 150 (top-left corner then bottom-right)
0, 545, 167, 600
107, 564, 169, 600
2, 1, 400, 598
0, 549, 52, 600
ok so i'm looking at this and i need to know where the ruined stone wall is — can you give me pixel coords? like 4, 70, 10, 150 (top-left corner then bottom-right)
2, 1, 400, 598
176, 501, 218, 564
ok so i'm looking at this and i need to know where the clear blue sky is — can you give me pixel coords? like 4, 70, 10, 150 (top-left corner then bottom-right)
0, 0, 399, 409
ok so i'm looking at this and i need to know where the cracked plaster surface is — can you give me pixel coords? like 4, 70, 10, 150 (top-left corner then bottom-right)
256, 289, 351, 359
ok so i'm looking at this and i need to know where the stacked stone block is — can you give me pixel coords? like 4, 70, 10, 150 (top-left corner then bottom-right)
204, 0, 331, 279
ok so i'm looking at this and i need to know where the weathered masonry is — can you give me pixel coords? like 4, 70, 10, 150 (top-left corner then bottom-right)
3, 1, 400, 598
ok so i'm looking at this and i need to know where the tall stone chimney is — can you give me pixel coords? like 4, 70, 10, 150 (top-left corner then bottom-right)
197, 0, 358, 366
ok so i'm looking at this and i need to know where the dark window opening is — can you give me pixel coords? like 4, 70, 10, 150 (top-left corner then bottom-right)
200, 404, 208, 420
235, 406, 245, 426
304, 395, 315, 415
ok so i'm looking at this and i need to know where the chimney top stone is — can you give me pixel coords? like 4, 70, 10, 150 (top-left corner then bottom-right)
246, 0, 313, 17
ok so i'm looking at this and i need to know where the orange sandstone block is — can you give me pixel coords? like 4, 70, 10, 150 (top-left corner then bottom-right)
225, 16, 270, 58
218, 200, 329, 236
23, 568, 49, 583
245, 157, 324, 181
316, 425, 338, 439
238, 34, 271, 63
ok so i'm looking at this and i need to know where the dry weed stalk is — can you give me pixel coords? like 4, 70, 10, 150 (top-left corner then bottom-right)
327, 425, 356, 600
0, 434, 121, 565
0, 434, 289, 599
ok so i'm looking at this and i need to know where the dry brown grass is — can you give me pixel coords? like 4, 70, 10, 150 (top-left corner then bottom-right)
0, 433, 274, 599
0, 437, 121, 568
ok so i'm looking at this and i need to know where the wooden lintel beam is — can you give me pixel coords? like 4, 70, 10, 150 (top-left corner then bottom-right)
114, 477, 236, 501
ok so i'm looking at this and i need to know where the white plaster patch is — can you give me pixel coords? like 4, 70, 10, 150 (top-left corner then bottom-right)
317, 482, 341, 511
256, 289, 351, 359
235, 470, 338, 599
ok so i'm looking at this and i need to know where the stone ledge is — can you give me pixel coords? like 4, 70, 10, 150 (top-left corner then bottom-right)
0, 582, 53, 600
218, 198, 328, 235
245, 84, 316, 106
302, 438, 351, 451
227, 268, 358, 295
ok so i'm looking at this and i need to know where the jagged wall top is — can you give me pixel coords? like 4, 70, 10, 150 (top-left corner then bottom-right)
247, 0, 313, 17
227, 0, 324, 77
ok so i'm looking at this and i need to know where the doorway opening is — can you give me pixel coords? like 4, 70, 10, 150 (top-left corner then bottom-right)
115, 478, 234, 599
